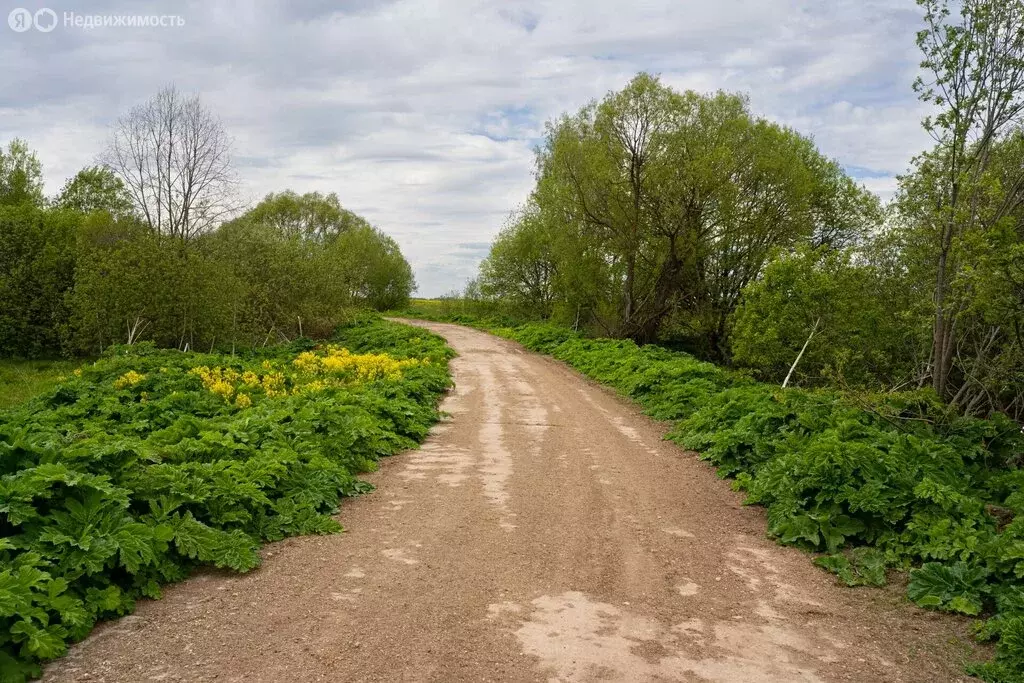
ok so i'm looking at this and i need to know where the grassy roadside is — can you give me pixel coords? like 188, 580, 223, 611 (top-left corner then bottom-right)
0, 359, 82, 410
394, 309, 1024, 682
0, 317, 453, 681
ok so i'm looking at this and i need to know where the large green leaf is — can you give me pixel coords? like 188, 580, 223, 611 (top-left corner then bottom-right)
907, 562, 989, 615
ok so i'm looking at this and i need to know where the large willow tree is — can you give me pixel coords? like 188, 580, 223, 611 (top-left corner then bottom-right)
483, 74, 877, 349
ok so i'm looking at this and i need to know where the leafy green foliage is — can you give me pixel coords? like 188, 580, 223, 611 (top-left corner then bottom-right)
814, 548, 887, 587
730, 245, 927, 389
967, 615, 1024, 683
53, 166, 134, 219
0, 137, 416, 358
0, 317, 451, 679
67, 191, 416, 356
970, 584, 1024, 682
908, 562, 989, 615
470, 74, 879, 346
0, 205, 79, 357
0, 140, 43, 208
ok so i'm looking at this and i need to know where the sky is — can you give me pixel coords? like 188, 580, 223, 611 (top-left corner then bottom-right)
1, 0, 934, 297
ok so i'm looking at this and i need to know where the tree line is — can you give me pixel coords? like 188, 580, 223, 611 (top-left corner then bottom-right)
0, 87, 415, 358
462, 0, 1024, 421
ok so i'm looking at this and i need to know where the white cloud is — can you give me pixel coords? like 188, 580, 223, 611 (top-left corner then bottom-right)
0, 0, 932, 296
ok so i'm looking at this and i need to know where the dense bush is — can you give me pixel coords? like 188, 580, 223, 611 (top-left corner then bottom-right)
729, 245, 929, 390
0, 205, 78, 357
413, 312, 1022, 680
63, 193, 417, 356
0, 137, 417, 359
0, 318, 451, 680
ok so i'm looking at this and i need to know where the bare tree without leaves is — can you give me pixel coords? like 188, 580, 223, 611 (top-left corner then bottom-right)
104, 86, 237, 241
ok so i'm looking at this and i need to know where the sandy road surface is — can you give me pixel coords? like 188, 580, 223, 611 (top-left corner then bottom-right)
44, 321, 975, 682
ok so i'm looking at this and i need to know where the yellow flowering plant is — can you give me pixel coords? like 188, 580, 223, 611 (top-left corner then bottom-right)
178, 324, 442, 408
113, 370, 145, 389
188, 366, 238, 400
293, 346, 419, 383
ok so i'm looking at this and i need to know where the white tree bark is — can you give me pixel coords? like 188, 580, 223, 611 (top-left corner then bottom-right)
783, 317, 820, 389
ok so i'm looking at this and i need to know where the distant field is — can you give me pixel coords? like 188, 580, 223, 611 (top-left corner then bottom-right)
406, 298, 447, 312
395, 298, 459, 318
0, 358, 81, 410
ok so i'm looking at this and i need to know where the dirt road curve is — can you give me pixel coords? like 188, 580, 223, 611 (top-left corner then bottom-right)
45, 321, 974, 682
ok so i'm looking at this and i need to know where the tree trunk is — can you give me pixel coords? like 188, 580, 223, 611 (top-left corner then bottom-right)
622, 251, 635, 335
931, 249, 949, 396
931, 215, 956, 398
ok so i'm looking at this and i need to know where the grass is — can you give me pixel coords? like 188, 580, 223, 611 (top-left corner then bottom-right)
0, 359, 82, 410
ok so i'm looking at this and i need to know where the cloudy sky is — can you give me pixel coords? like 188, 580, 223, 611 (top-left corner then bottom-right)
2, 0, 932, 296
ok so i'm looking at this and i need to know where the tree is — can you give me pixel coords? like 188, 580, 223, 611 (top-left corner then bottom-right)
479, 203, 557, 318
55, 166, 134, 218
0, 205, 79, 356
103, 86, 236, 240
896, 129, 1024, 417
0, 139, 44, 207
206, 191, 416, 344
230, 191, 415, 310
526, 74, 876, 348
239, 190, 370, 241
354, 230, 416, 310
913, 0, 1024, 397
730, 246, 924, 389
68, 212, 242, 354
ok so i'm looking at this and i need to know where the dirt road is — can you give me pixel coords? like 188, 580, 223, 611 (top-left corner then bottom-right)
45, 321, 975, 682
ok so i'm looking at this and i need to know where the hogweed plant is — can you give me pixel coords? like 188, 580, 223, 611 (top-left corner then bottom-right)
0, 317, 453, 681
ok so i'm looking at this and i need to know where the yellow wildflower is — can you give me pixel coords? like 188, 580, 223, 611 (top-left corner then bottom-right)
261, 372, 287, 397
292, 351, 323, 374
306, 346, 419, 383
235, 393, 252, 408
211, 380, 234, 399
189, 365, 239, 400
114, 370, 145, 389
292, 379, 329, 395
